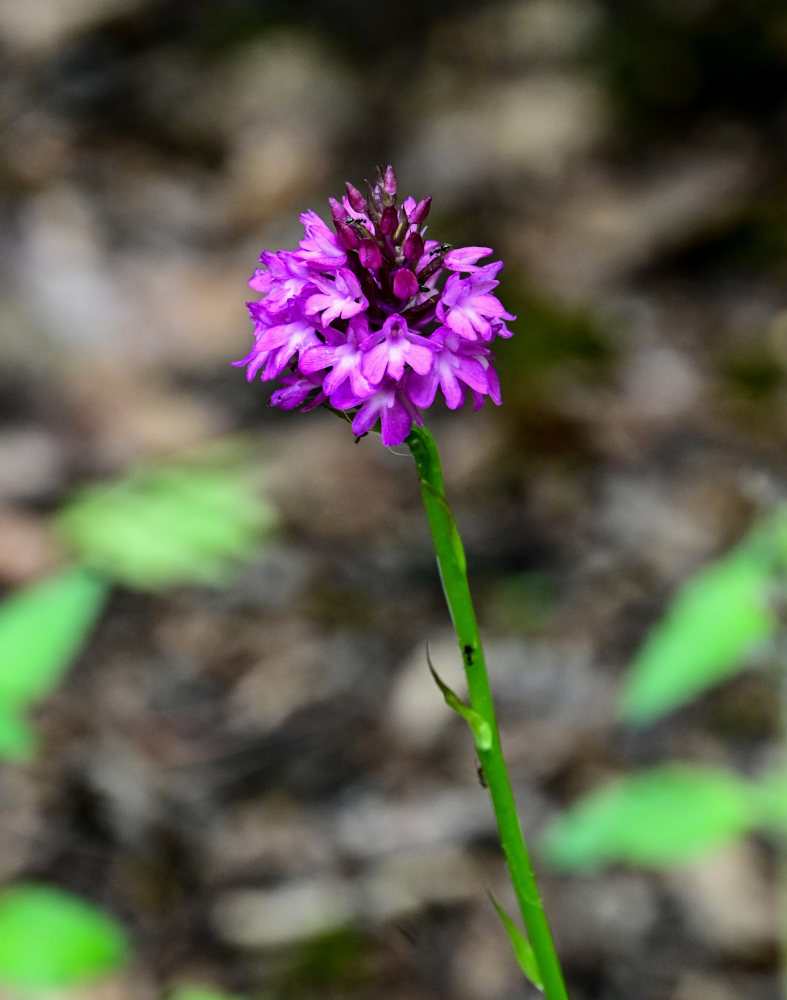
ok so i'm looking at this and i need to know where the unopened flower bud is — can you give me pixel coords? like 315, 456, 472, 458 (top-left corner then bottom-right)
345, 182, 366, 212
383, 164, 397, 196
335, 219, 360, 249
409, 197, 431, 225
359, 238, 383, 269
402, 231, 424, 263
393, 268, 419, 299
329, 197, 346, 226
380, 206, 398, 235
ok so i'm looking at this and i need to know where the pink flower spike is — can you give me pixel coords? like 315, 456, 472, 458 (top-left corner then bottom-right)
235, 166, 513, 445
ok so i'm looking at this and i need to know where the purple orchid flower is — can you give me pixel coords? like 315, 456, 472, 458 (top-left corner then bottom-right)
235, 166, 515, 446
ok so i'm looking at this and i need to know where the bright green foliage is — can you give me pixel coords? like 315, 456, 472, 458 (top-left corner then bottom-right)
541, 765, 756, 870
753, 767, 787, 837
0, 884, 129, 990
56, 461, 277, 590
0, 569, 108, 760
619, 544, 775, 724
488, 892, 543, 990
0, 709, 37, 761
168, 988, 247, 1000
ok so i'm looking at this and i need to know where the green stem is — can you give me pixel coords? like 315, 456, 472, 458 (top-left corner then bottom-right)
778, 644, 787, 1000
406, 425, 569, 1000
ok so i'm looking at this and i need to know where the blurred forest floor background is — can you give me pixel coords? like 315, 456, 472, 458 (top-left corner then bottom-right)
2, 1, 787, 998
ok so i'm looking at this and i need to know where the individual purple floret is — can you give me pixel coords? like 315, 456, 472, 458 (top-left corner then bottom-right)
234, 166, 515, 446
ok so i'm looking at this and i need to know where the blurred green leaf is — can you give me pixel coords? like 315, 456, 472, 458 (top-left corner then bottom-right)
0, 884, 129, 990
57, 460, 277, 591
168, 988, 246, 1000
0, 709, 37, 762
753, 767, 787, 837
619, 545, 775, 724
487, 892, 542, 990
0, 568, 107, 713
541, 765, 756, 871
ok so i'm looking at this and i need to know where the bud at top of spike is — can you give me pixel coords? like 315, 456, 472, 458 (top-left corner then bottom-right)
345, 182, 366, 212
409, 196, 431, 225
382, 164, 397, 196
328, 197, 348, 227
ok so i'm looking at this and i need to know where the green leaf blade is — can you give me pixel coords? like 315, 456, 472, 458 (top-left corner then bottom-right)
0, 885, 129, 991
541, 765, 756, 871
620, 548, 775, 724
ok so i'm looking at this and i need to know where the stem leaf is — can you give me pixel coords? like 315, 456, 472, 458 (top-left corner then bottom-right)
426, 652, 492, 752
488, 892, 543, 991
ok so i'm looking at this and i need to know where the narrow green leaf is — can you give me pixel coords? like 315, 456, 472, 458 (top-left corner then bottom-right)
427, 652, 492, 751
541, 765, 756, 871
620, 546, 775, 724
57, 461, 277, 591
0, 568, 107, 711
487, 892, 543, 990
0, 884, 129, 990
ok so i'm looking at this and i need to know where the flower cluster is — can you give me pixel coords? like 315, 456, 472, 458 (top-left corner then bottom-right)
235, 166, 515, 446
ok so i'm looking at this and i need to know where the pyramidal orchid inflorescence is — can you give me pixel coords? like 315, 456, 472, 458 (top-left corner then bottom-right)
234, 166, 515, 446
